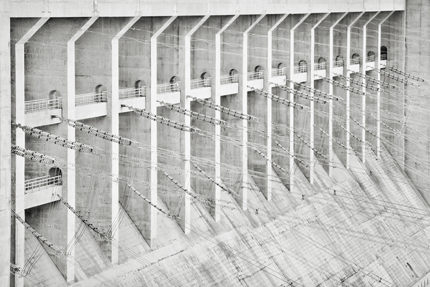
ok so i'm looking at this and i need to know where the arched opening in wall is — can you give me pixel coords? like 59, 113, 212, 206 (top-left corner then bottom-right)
48, 167, 62, 185
276, 62, 286, 76
253, 65, 263, 79
229, 69, 239, 83
298, 60, 307, 73
351, 53, 360, 65
94, 85, 107, 103
200, 72, 212, 87
169, 76, 180, 92
381, 46, 387, 60
367, 51, 375, 62
48, 90, 62, 109
134, 80, 146, 97
335, 55, 344, 67
317, 57, 327, 70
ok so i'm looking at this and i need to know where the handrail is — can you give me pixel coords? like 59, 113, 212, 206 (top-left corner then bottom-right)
247, 71, 264, 81
75, 91, 107, 106
314, 62, 327, 71
25, 98, 62, 113
334, 59, 344, 67
272, 67, 286, 77
366, 55, 375, 62
119, 87, 146, 99
191, 78, 212, 89
157, 82, 181, 94
350, 57, 360, 65
412, 273, 430, 287
220, 74, 239, 85
24, 175, 62, 194
295, 65, 308, 73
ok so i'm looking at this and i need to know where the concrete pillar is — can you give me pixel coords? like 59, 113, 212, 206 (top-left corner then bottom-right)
328, 12, 348, 177
0, 1, 11, 286
111, 15, 140, 263
66, 16, 98, 281
289, 14, 309, 192
361, 12, 380, 164
150, 16, 177, 241
267, 13, 289, 190
346, 12, 364, 169
14, 17, 49, 287
183, 15, 210, 231
309, 13, 329, 184
376, 12, 394, 158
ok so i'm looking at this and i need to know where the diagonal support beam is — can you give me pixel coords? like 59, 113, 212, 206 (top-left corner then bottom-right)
309, 13, 329, 185
111, 14, 141, 264
183, 14, 210, 232
14, 16, 49, 287
289, 13, 310, 194
346, 12, 364, 169
328, 12, 348, 177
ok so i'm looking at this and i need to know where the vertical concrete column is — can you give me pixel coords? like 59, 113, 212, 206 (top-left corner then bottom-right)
111, 15, 140, 263
345, 12, 364, 169
66, 16, 98, 280
0, 2, 10, 286
328, 12, 347, 177
267, 14, 289, 196
243, 14, 265, 197
309, 13, 329, 184
376, 12, 394, 158
289, 14, 309, 192
215, 15, 239, 214
150, 16, 177, 239
14, 17, 49, 287
361, 12, 380, 164
183, 15, 209, 231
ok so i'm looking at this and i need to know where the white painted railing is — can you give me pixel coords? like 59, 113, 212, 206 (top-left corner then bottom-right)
75, 91, 107, 106
334, 59, 344, 67
272, 67, 286, 77
247, 71, 264, 81
314, 62, 327, 71
295, 65, 307, 73
190, 78, 212, 89
25, 98, 62, 113
350, 57, 360, 65
366, 55, 375, 62
220, 74, 239, 85
412, 273, 430, 287
157, 82, 180, 94
119, 87, 146, 99
25, 175, 62, 194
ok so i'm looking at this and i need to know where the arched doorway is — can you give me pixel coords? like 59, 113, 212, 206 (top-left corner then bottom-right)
48, 167, 62, 185
298, 60, 307, 73
200, 72, 211, 87
380, 46, 387, 60
169, 76, 180, 92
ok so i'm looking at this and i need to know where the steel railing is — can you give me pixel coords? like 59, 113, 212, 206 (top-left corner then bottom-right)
271, 67, 286, 77
314, 62, 327, 71
191, 78, 212, 89
75, 91, 107, 106
157, 82, 181, 94
350, 57, 360, 65
334, 59, 345, 67
412, 273, 430, 287
247, 71, 264, 81
366, 55, 375, 62
220, 74, 239, 85
119, 87, 146, 99
381, 54, 387, 60
25, 98, 62, 113
24, 175, 62, 194
294, 65, 308, 73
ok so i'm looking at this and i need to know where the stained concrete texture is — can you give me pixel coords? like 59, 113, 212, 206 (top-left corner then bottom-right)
16, 147, 428, 287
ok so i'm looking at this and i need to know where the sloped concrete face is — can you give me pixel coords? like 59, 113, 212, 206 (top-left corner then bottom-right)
7, 0, 430, 286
